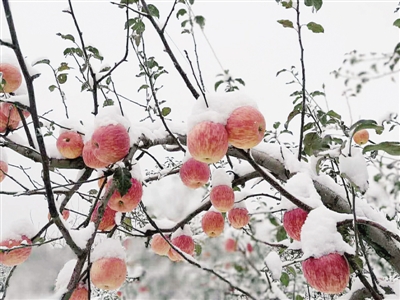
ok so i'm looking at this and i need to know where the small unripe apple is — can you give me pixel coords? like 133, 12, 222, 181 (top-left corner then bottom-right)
228, 207, 250, 229
167, 234, 195, 262
224, 238, 237, 252
106, 178, 143, 213
91, 124, 130, 164
90, 202, 117, 231
57, 131, 84, 159
225, 106, 266, 149
90, 257, 127, 290
201, 210, 225, 237
210, 185, 235, 212
353, 129, 369, 145
283, 208, 309, 241
0, 235, 32, 266
179, 158, 210, 189
151, 233, 171, 256
0, 160, 8, 182
0, 63, 22, 93
302, 253, 350, 294
187, 121, 229, 164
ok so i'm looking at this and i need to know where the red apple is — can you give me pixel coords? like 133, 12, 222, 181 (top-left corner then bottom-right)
225, 106, 266, 149
224, 238, 237, 252
0, 63, 22, 93
0, 160, 8, 182
353, 129, 369, 145
201, 210, 225, 237
167, 234, 195, 262
187, 121, 229, 163
0, 235, 32, 266
48, 209, 70, 221
106, 178, 143, 213
91, 202, 117, 231
82, 140, 109, 169
283, 208, 309, 241
70, 284, 89, 300
0, 102, 30, 122
151, 233, 171, 256
179, 158, 210, 189
228, 207, 250, 229
90, 257, 127, 290
57, 131, 84, 159
210, 185, 235, 212
0, 110, 19, 133
91, 124, 130, 164
302, 253, 350, 294
247, 243, 253, 253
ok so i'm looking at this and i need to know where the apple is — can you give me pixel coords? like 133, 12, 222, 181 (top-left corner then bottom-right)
283, 208, 309, 241
201, 210, 225, 237
0, 110, 19, 132
106, 178, 143, 213
151, 233, 171, 256
91, 124, 130, 164
302, 253, 350, 294
187, 121, 229, 164
70, 284, 89, 300
48, 209, 70, 221
247, 243, 253, 253
0, 159, 8, 182
210, 185, 235, 212
0, 102, 30, 122
82, 140, 109, 169
225, 106, 266, 149
167, 234, 195, 262
228, 206, 250, 229
57, 131, 84, 159
353, 129, 369, 145
0, 63, 22, 93
224, 238, 237, 252
90, 257, 127, 290
179, 157, 210, 189
0, 235, 32, 266
91, 202, 117, 231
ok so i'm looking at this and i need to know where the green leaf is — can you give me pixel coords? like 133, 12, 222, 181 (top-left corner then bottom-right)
276, 226, 287, 242
273, 122, 281, 129
120, 0, 137, 4
56, 33, 75, 42
176, 8, 186, 19
113, 167, 132, 197
195, 244, 202, 256
100, 66, 111, 73
161, 107, 171, 117
121, 216, 132, 231
235, 78, 245, 86
295, 295, 304, 300
393, 18, 400, 28
350, 119, 384, 135
214, 80, 224, 91
58, 62, 70, 72
188, 0, 195, 4
304, 0, 323, 12
57, 74, 67, 84
103, 99, 114, 107
48, 85, 57, 92
147, 4, 160, 18
194, 15, 205, 29
277, 19, 293, 28
363, 142, 400, 156
33, 59, 50, 66
125, 18, 137, 30
137, 84, 149, 92
307, 22, 324, 33
281, 1, 293, 9
280, 272, 290, 287
326, 110, 341, 120
276, 68, 287, 76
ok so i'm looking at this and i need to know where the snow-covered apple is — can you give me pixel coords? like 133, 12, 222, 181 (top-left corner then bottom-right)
57, 131, 84, 159
0, 235, 32, 266
210, 184, 235, 212
0, 63, 22, 93
91, 202, 117, 231
283, 208, 309, 241
82, 141, 109, 169
91, 124, 130, 164
90, 257, 127, 290
179, 157, 210, 189
353, 129, 369, 145
106, 177, 143, 213
228, 206, 250, 229
302, 253, 350, 294
225, 105, 266, 149
0, 159, 8, 182
187, 121, 229, 163
168, 230, 195, 262
151, 233, 171, 256
201, 210, 225, 237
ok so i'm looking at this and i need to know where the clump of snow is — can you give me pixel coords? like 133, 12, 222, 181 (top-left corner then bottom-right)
94, 105, 131, 131
54, 259, 78, 293
1, 219, 35, 241
1, 147, 8, 162
187, 91, 259, 131
115, 212, 122, 226
140, 218, 176, 233
130, 160, 143, 182
278, 173, 322, 211
264, 251, 282, 280
211, 168, 233, 187
233, 191, 248, 208
58, 118, 86, 135
301, 205, 354, 259
339, 143, 369, 193
92, 238, 126, 261
171, 224, 193, 239
69, 222, 95, 249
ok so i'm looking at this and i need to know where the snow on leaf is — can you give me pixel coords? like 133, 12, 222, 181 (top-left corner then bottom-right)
265, 251, 282, 280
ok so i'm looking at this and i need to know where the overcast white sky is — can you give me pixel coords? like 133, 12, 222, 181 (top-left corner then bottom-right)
0, 0, 399, 244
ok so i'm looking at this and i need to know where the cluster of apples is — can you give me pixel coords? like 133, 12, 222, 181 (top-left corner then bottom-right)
283, 208, 350, 294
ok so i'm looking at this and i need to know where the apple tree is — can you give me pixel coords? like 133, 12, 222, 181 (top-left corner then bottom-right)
0, 0, 399, 299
